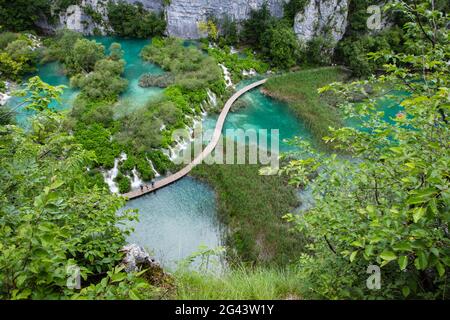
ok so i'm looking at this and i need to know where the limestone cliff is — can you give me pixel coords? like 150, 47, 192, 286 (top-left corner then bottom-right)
294, 0, 349, 43
165, 0, 284, 39
50, 0, 350, 44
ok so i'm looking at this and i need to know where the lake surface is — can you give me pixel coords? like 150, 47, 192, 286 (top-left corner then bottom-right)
9, 37, 164, 125
122, 177, 223, 271
10, 36, 401, 270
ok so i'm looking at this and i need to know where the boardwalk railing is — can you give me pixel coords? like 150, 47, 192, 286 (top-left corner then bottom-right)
124, 79, 267, 200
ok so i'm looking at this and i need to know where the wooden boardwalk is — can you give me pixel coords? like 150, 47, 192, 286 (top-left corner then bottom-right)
124, 79, 267, 200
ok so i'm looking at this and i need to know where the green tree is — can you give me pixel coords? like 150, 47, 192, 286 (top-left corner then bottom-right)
66, 38, 105, 75
240, 2, 274, 49
0, 77, 150, 299
262, 24, 301, 69
281, 0, 450, 299
107, 0, 166, 38
70, 58, 128, 101
0, 0, 52, 31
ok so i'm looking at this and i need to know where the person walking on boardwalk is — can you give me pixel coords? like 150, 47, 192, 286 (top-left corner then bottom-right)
151, 181, 155, 188
140, 184, 144, 192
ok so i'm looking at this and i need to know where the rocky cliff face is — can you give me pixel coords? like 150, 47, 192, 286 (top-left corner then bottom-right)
51, 0, 349, 44
294, 0, 349, 43
165, 0, 284, 39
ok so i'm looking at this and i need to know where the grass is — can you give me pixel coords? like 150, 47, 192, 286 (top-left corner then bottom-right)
191, 143, 306, 266
174, 266, 303, 300
263, 67, 349, 148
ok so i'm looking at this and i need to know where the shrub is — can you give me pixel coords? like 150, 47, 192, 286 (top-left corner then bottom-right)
65, 38, 105, 75
0, 32, 19, 50
114, 172, 131, 193
139, 73, 175, 88
70, 58, 128, 101
107, 0, 166, 38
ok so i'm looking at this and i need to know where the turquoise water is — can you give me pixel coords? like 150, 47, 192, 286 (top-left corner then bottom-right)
89, 37, 164, 117
203, 80, 312, 152
122, 177, 223, 271
9, 36, 164, 124
9, 61, 79, 125
10, 36, 402, 269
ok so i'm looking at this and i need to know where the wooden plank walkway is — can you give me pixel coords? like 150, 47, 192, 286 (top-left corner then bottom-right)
124, 78, 267, 200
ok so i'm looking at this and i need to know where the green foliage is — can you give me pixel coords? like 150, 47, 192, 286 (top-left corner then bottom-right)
336, 27, 404, 77
72, 266, 156, 300
141, 37, 224, 94
74, 122, 121, 169
83, 4, 103, 25
206, 46, 269, 82
107, 0, 166, 38
240, 3, 274, 50
0, 38, 39, 81
175, 266, 303, 299
41, 29, 82, 64
192, 143, 305, 266
0, 0, 52, 31
0, 32, 19, 50
147, 150, 173, 174
53, 0, 82, 13
305, 35, 335, 66
71, 97, 115, 127
261, 24, 301, 70
109, 42, 124, 61
264, 67, 347, 148
114, 172, 131, 194
198, 20, 219, 41
70, 58, 128, 101
138, 73, 175, 88
66, 38, 105, 75
0, 79, 140, 299
240, 5, 301, 69
0, 105, 16, 125
217, 15, 238, 46
283, 0, 307, 26
283, 1, 450, 299
121, 154, 155, 181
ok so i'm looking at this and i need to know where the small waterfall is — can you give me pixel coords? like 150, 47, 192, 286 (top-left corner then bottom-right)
242, 69, 257, 77
147, 158, 160, 177
219, 63, 233, 88
206, 89, 217, 107
230, 46, 238, 54
103, 152, 128, 194
104, 158, 120, 194
160, 124, 166, 131
0, 92, 11, 106
168, 145, 177, 161
131, 168, 143, 189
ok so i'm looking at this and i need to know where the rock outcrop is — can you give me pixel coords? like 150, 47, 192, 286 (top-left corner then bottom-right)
57, 0, 110, 35
120, 243, 161, 272
120, 244, 173, 286
50, 0, 284, 38
165, 0, 284, 39
294, 0, 349, 43
49, 0, 350, 45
